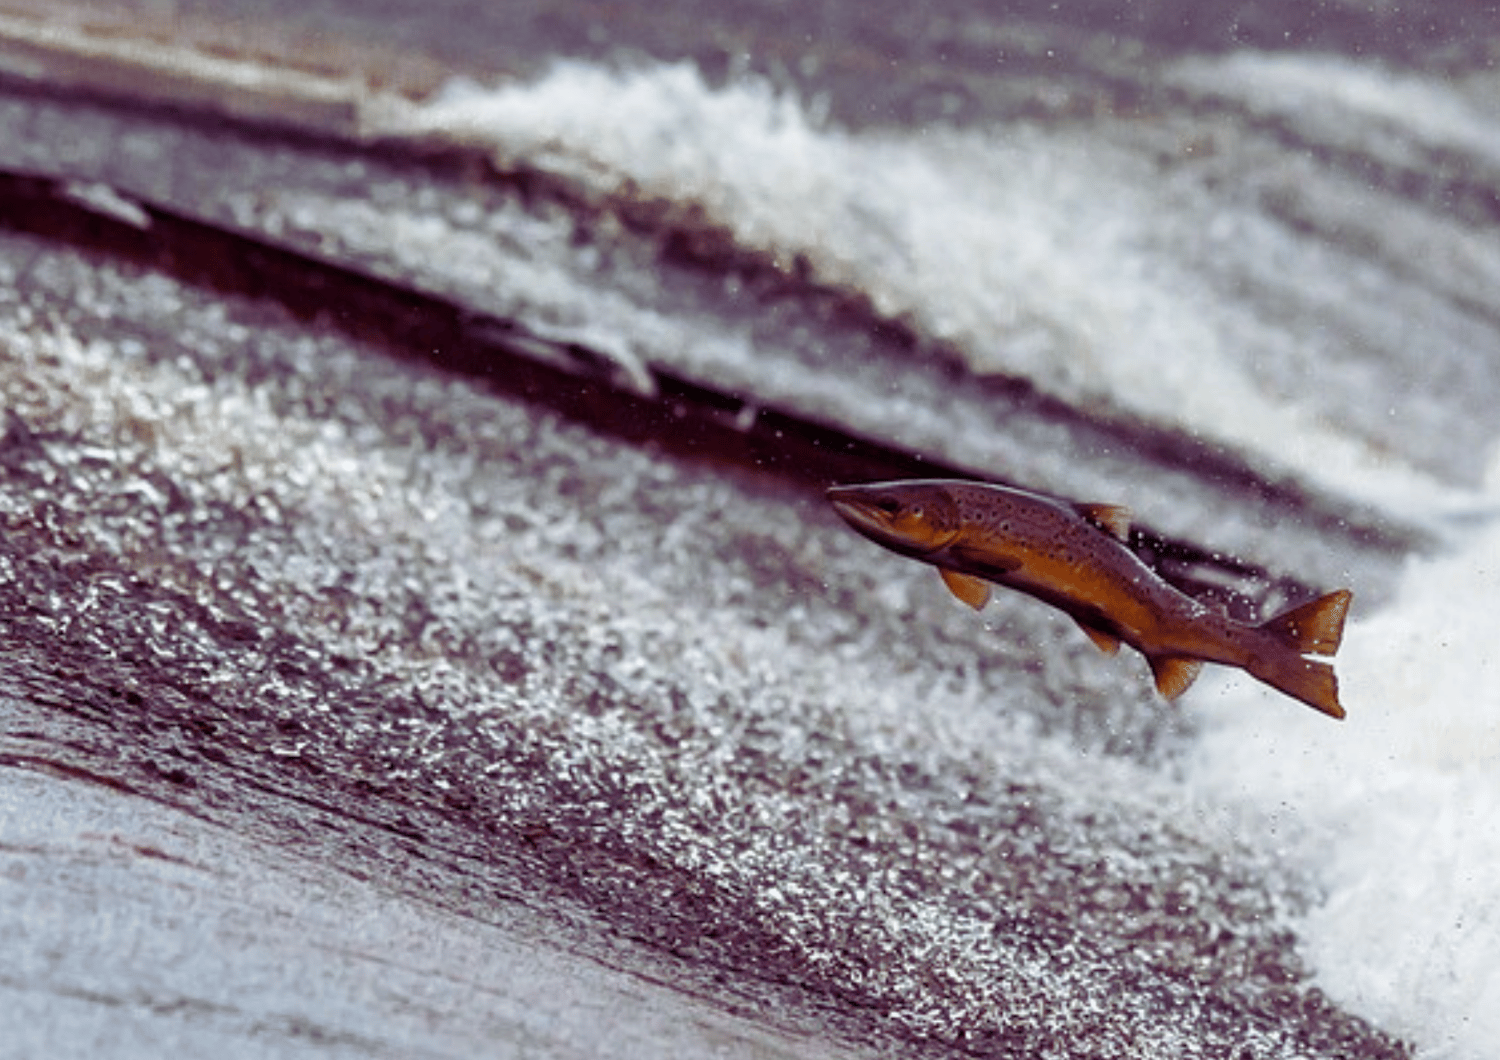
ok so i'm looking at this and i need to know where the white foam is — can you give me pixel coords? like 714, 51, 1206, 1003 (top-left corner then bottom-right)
375, 62, 1475, 523
1188, 450, 1500, 1059
1170, 50, 1500, 172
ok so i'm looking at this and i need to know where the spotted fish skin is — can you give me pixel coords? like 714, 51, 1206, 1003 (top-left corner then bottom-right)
827, 479, 1352, 718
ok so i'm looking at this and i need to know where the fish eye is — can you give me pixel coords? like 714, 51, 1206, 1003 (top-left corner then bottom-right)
875, 498, 902, 515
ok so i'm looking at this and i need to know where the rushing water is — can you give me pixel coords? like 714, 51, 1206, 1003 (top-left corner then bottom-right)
371, 51, 1500, 1057
3, 3, 1500, 1057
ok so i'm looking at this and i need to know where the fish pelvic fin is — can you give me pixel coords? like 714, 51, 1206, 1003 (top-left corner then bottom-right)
1147, 655, 1203, 700
939, 568, 991, 610
1260, 589, 1352, 657
1073, 502, 1132, 542
1248, 656, 1346, 719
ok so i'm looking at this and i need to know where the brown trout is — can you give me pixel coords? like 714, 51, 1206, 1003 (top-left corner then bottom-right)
828, 479, 1352, 718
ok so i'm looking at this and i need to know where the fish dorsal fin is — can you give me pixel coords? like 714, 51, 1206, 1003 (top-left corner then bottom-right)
1259, 589, 1352, 657
1074, 502, 1132, 542
1074, 618, 1121, 656
939, 568, 991, 610
1147, 655, 1203, 700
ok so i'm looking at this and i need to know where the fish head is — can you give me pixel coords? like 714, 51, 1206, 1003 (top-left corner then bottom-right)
826, 481, 962, 557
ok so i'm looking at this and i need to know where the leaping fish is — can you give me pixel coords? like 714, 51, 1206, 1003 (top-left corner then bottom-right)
827, 479, 1352, 718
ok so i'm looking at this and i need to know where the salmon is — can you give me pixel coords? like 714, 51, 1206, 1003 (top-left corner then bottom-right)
827, 480, 1352, 718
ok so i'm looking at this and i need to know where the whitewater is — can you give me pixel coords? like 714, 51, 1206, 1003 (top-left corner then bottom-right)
1192, 455, 1500, 1058
372, 56, 1500, 1058
377, 58, 1498, 522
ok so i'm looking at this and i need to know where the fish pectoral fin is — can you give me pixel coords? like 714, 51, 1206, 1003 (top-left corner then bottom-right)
1074, 618, 1121, 656
939, 568, 991, 610
1074, 502, 1132, 542
944, 546, 1022, 582
1147, 655, 1204, 700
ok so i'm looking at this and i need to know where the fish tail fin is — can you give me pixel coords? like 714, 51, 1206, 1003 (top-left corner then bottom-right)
1259, 589, 1352, 657
1247, 655, 1346, 719
1250, 590, 1352, 718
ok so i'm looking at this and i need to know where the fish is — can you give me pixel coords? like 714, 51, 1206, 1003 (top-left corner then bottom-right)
827, 479, 1352, 718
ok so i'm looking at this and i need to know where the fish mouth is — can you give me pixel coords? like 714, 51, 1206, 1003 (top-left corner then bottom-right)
827, 485, 945, 557
827, 494, 888, 538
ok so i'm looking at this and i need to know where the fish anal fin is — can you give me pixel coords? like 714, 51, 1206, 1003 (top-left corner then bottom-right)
1075, 618, 1121, 656
1260, 589, 1352, 657
1147, 655, 1204, 700
1074, 502, 1132, 541
939, 568, 991, 610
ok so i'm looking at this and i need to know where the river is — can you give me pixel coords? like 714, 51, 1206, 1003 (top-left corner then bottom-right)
2, 2, 1498, 1057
